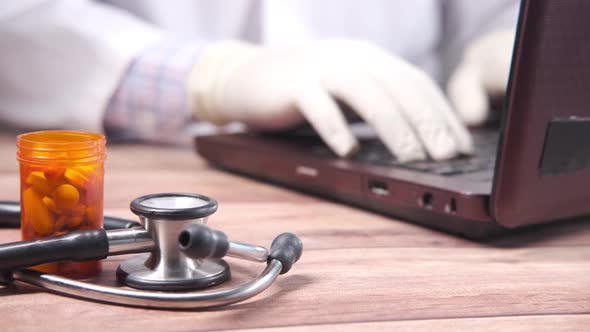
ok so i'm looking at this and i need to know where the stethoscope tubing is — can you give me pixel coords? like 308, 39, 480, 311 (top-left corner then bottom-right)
11, 260, 283, 309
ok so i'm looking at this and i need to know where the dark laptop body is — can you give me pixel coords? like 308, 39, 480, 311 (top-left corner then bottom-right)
195, 0, 590, 239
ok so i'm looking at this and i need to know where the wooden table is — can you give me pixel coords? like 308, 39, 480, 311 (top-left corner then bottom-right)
1, 136, 589, 331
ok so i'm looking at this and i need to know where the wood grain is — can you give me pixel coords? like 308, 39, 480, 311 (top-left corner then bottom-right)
0, 137, 589, 331
224, 315, 590, 332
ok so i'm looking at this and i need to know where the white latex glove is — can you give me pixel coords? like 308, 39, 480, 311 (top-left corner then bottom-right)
447, 29, 515, 126
188, 40, 473, 162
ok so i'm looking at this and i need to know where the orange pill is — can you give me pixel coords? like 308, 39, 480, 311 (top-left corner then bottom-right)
64, 168, 89, 189
25, 171, 51, 196
53, 184, 80, 209
23, 188, 54, 236
66, 216, 84, 228
64, 203, 86, 217
85, 206, 101, 226
77, 165, 96, 176
42, 196, 60, 214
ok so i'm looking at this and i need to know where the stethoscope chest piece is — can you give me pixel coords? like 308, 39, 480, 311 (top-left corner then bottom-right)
117, 193, 230, 290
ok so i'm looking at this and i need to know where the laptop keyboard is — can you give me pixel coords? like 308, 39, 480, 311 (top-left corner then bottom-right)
354, 129, 499, 176
309, 128, 499, 176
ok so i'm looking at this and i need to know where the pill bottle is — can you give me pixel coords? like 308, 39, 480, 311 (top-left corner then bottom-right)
17, 130, 106, 277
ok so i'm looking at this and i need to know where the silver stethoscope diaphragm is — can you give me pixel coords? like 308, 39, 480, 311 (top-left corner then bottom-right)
119, 193, 230, 291
0, 193, 303, 309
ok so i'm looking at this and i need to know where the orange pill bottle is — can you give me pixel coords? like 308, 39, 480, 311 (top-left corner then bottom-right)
17, 131, 106, 278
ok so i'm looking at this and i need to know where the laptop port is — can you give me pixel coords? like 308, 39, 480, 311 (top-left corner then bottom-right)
420, 192, 434, 209
445, 198, 457, 214
368, 180, 389, 196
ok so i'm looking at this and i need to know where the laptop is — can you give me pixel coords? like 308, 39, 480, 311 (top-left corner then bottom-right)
194, 0, 590, 239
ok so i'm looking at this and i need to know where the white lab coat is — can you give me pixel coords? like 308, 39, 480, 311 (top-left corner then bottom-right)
0, 0, 519, 133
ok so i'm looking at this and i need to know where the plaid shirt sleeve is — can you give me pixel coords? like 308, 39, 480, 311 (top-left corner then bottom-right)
104, 41, 203, 142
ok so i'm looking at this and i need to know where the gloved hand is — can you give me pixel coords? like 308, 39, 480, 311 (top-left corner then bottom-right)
187, 40, 473, 161
447, 29, 515, 126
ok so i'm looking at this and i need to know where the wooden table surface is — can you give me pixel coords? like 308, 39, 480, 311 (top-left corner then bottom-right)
0, 136, 589, 331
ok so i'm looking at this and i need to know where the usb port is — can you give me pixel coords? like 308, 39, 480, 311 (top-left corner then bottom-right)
368, 180, 389, 196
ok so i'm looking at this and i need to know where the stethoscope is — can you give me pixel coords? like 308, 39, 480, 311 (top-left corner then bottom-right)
0, 193, 302, 309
